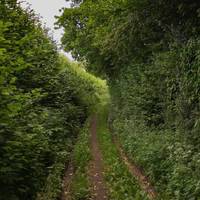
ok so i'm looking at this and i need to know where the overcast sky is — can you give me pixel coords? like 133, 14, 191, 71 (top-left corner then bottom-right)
22, 0, 73, 60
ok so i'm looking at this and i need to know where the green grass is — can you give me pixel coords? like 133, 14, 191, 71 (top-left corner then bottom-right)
36, 161, 68, 200
114, 118, 200, 200
96, 107, 149, 200
70, 119, 91, 200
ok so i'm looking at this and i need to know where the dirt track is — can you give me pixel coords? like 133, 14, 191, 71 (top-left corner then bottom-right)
88, 116, 108, 200
60, 115, 157, 200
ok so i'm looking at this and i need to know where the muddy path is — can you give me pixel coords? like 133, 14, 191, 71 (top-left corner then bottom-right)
88, 116, 108, 200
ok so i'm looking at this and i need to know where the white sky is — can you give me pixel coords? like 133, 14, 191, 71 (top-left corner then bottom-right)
22, 0, 73, 60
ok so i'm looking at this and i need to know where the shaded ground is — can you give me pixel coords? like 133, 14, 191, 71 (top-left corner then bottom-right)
88, 116, 108, 200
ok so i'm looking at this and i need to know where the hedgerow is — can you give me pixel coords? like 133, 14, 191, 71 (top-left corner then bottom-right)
0, 1, 107, 199
58, 0, 200, 199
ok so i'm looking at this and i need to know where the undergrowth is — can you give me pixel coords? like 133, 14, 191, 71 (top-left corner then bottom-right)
114, 119, 200, 200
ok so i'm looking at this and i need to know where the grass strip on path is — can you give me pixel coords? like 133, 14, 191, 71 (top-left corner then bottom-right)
70, 119, 92, 200
96, 107, 149, 200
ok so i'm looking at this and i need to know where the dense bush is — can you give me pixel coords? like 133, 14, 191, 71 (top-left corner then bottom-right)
109, 36, 200, 200
0, 1, 107, 199
58, 0, 200, 199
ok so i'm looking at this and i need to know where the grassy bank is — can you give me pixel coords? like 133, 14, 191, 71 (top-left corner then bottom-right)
70, 118, 91, 200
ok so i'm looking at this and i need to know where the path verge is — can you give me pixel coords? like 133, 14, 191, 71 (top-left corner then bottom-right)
60, 119, 91, 200
61, 161, 74, 200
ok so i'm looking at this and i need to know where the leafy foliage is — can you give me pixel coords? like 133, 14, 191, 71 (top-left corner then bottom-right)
0, 1, 107, 199
58, 0, 200, 199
